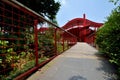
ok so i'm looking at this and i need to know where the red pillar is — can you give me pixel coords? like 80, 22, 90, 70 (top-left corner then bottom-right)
54, 28, 57, 55
62, 34, 65, 51
83, 14, 87, 42
34, 20, 38, 66
78, 27, 81, 42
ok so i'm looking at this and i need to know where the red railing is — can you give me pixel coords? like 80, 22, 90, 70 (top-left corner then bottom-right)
86, 32, 96, 47
85, 27, 96, 47
0, 1, 77, 80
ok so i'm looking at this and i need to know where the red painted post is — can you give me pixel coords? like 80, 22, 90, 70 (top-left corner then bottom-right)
34, 20, 39, 66
54, 28, 57, 55
67, 40, 69, 49
84, 28, 87, 42
83, 14, 87, 42
93, 34, 95, 47
62, 37, 65, 51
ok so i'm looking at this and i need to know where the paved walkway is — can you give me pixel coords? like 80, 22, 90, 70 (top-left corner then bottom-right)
27, 42, 117, 80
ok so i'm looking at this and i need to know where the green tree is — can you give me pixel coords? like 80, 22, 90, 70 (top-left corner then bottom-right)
17, 0, 61, 20
109, 0, 120, 5
96, 0, 120, 78
109, 0, 120, 11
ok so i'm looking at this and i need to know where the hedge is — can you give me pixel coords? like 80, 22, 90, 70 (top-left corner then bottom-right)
96, 8, 120, 77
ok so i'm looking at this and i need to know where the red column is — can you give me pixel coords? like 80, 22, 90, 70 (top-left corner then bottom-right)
62, 34, 65, 51
34, 20, 38, 66
84, 28, 87, 42
54, 28, 57, 55
78, 27, 81, 42
83, 14, 87, 42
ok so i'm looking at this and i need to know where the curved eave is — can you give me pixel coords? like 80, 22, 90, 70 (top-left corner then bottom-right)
62, 18, 103, 29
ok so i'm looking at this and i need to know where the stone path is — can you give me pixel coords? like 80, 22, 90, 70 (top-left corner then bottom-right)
27, 42, 117, 80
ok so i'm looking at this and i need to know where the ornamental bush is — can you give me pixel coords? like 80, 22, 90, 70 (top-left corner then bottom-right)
96, 8, 120, 75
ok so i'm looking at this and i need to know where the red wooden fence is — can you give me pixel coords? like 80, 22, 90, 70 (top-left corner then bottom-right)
0, 1, 77, 79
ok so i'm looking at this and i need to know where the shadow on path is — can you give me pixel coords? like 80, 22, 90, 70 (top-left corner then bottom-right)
69, 75, 87, 80
96, 59, 118, 80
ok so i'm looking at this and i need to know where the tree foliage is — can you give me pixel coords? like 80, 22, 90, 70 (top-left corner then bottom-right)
109, 0, 120, 12
109, 0, 120, 5
17, 0, 61, 20
96, 1, 120, 77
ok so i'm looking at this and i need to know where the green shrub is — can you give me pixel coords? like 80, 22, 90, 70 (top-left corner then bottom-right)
96, 8, 120, 77
5, 57, 47, 80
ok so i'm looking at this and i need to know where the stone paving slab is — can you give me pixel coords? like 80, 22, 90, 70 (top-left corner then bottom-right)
27, 42, 117, 80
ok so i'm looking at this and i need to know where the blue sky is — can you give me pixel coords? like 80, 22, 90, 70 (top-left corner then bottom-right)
55, 0, 116, 27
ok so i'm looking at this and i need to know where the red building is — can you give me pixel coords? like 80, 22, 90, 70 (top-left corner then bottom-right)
62, 14, 103, 45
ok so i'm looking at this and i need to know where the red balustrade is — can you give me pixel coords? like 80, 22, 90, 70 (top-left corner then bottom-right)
0, 1, 77, 80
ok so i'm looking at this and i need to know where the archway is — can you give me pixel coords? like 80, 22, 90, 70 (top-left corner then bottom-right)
62, 14, 103, 43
